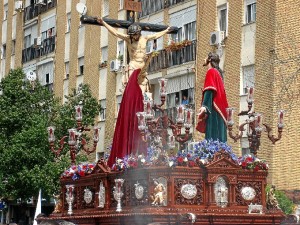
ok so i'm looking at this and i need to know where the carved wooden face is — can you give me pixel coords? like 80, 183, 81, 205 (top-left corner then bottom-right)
131, 33, 141, 41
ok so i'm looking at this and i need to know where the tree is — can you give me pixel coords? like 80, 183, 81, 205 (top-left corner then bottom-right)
0, 68, 101, 201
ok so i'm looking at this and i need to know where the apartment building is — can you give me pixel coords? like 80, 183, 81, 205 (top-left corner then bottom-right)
0, 0, 299, 203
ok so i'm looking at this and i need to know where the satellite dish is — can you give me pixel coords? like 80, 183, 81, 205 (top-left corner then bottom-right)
26, 71, 37, 81
76, 3, 87, 15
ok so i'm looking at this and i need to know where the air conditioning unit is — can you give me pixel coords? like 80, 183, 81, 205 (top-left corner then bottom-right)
210, 31, 225, 46
34, 36, 42, 47
110, 59, 120, 72
15, 1, 23, 12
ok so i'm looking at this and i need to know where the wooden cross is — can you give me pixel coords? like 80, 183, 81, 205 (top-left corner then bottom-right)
80, 15, 179, 34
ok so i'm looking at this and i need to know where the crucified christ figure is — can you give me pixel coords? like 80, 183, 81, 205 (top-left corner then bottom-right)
97, 18, 172, 167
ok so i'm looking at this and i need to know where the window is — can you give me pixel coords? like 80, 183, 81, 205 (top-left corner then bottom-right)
245, 1, 256, 23
3, 4, 8, 20
100, 99, 106, 121
46, 73, 50, 84
101, 46, 108, 63
11, 40, 16, 55
2, 45, 6, 59
117, 41, 124, 61
242, 65, 255, 94
116, 95, 122, 115
66, 13, 71, 33
65, 62, 69, 79
119, 0, 124, 10
140, 0, 163, 17
103, 0, 109, 17
218, 3, 228, 34
184, 21, 196, 41
24, 35, 31, 49
78, 57, 84, 75
171, 27, 182, 43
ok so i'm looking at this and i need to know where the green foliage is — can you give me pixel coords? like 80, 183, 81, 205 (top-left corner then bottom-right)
0, 69, 101, 202
266, 185, 295, 215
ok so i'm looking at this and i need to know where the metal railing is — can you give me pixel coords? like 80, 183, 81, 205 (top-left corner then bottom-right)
24, 0, 57, 22
148, 40, 197, 73
22, 36, 56, 63
40, 36, 56, 56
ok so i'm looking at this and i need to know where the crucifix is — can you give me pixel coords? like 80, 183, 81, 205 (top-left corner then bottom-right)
76, 3, 179, 167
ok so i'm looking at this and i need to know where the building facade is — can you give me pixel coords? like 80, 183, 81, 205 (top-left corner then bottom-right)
0, 0, 299, 210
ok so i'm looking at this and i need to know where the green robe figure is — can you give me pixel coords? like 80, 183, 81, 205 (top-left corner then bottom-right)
196, 52, 229, 142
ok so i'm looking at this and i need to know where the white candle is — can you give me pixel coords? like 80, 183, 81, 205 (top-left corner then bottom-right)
278, 110, 284, 124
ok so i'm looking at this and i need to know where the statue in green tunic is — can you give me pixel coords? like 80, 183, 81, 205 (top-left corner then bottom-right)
196, 52, 229, 142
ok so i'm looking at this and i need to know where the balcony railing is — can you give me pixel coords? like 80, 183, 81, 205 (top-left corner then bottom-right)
40, 36, 56, 56
164, 0, 186, 8
148, 40, 197, 73
24, 0, 57, 22
22, 46, 39, 63
22, 36, 56, 63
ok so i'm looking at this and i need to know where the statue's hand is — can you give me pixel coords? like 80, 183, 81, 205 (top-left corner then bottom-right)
97, 17, 103, 25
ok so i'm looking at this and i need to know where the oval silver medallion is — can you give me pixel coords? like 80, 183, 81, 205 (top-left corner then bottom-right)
181, 184, 197, 199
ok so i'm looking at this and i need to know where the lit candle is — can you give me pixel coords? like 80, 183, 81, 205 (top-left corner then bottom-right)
187, 110, 191, 122
226, 108, 234, 125
255, 113, 263, 128
93, 126, 99, 142
75, 105, 83, 121
177, 105, 184, 123
68, 128, 77, 145
47, 126, 55, 142
278, 110, 284, 125
147, 101, 151, 114
247, 87, 254, 103
159, 78, 168, 97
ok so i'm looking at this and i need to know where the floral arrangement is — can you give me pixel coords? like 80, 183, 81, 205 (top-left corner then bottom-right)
237, 154, 269, 171
61, 163, 95, 180
193, 139, 237, 162
165, 39, 192, 52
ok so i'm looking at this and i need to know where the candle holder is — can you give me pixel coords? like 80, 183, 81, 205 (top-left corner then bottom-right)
227, 88, 284, 156
47, 105, 100, 165
66, 184, 75, 215
113, 179, 124, 212
137, 80, 193, 153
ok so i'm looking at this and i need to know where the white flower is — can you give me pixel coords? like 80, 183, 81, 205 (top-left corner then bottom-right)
141, 158, 145, 163
184, 157, 188, 162
169, 161, 174, 167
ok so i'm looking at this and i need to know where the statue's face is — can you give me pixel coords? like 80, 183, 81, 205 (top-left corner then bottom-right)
131, 33, 141, 41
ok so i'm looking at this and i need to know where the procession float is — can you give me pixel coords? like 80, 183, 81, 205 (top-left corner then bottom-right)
38, 84, 286, 225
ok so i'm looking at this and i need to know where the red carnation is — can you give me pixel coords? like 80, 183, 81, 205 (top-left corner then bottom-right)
188, 161, 195, 167
242, 161, 247, 168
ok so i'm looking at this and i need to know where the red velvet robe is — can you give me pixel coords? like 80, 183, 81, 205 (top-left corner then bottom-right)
197, 68, 229, 142
107, 69, 146, 167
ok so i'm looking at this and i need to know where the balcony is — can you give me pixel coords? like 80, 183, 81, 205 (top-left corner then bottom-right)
22, 46, 39, 63
22, 36, 56, 63
24, 0, 57, 23
40, 36, 56, 56
164, 0, 187, 8
148, 40, 197, 73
